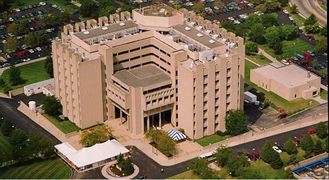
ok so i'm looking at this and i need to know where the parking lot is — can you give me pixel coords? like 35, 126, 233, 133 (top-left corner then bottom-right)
0, 2, 81, 67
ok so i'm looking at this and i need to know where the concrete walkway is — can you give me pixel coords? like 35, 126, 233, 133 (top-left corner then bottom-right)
121, 113, 328, 166
313, 96, 327, 104
71, 1, 81, 7
258, 48, 283, 67
0, 57, 47, 76
321, 84, 328, 91
245, 57, 261, 67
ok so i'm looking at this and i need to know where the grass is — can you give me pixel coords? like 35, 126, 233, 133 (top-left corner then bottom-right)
320, 89, 328, 100
0, 60, 50, 93
246, 54, 272, 66
0, 132, 13, 159
8, 0, 78, 13
167, 170, 200, 179
196, 134, 231, 147
285, 5, 306, 27
249, 159, 286, 179
0, 157, 72, 179
43, 114, 80, 134
244, 61, 319, 112
258, 38, 315, 61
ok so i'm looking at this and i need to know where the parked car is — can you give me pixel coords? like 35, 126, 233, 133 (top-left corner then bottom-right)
278, 113, 287, 119
307, 35, 315, 40
306, 50, 316, 57
296, 54, 306, 60
283, 9, 289, 14
22, 58, 31, 62
281, 60, 290, 65
278, 145, 286, 152
303, 52, 312, 58
272, 146, 282, 153
259, 102, 269, 110
298, 60, 309, 66
291, 56, 298, 61
307, 129, 316, 134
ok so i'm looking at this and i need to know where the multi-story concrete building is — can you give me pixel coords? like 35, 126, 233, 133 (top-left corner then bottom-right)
52, 4, 245, 140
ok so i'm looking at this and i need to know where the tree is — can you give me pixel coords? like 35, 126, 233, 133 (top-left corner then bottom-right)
60, 10, 70, 23
8, 65, 23, 86
305, 14, 318, 26
249, 24, 266, 44
122, 157, 134, 175
145, 129, 177, 157
44, 56, 54, 78
1, 119, 14, 136
9, 129, 26, 145
315, 122, 328, 139
189, 158, 208, 175
278, 0, 288, 7
215, 145, 233, 167
192, 2, 204, 12
285, 168, 294, 179
325, 137, 328, 152
225, 157, 240, 176
270, 151, 283, 169
18, 19, 29, 34
99, 0, 114, 7
27, 132, 54, 158
315, 37, 327, 53
36, 30, 49, 46
49, 11, 61, 26
287, 154, 299, 165
7, 23, 19, 36
245, 41, 259, 55
282, 25, 298, 40
234, 24, 248, 39
200, 168, 219, 179
304, 22, 320, 34
284, 138, 298, 155
80, 0, 99, 17
311, 58, 318, 67
213, 0, 224, 7
314, 140, 324, 155
42, 96, 62, 116
273, 41, 283, 55
4, 36, 18, 53
261, 14, 277, 28
300, 134, 315, 152
260, 141, 275, 163
79, 124, 114, 147
290, 4, 298, 14
225, 109, 249, 136
319, 25, 327, 37
117, 153, 124, 167
24, 32, 37, 48
255, 0, 280, 12
237, 154, 250, 167
246, 14, 260, 28
221, 21, 236, 33
265, 27, 281, 48
0, 78, 5, 88
99, 6, 117, 17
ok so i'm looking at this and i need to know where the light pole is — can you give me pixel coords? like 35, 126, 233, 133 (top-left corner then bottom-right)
293, 42, 296, 55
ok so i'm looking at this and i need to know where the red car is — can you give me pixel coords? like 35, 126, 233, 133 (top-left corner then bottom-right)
31, 18, 36, 22
17, 51, 26, 56
278, 113, 287, 119
307, 35, 315, 40
303, 52, 312, 58
299, 60, 309, 66
307, 129, 316, 134
11, 9, 17, 13
278, 7, 284, 11
6, 23, 11, 27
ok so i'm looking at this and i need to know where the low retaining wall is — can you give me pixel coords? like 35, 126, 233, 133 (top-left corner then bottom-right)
9, 87, 24, 98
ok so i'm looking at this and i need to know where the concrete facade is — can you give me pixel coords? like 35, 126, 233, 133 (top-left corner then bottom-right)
250, 64, 321, 101
53, 4, 245, 139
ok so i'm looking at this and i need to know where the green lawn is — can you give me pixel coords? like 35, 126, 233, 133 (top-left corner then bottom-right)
0, 133, 13, 160
258, 38, 315, 61
196, 135, 231, 147
246, 54, 272, 66
320, 89, 328, 100
245, 60, 258, 87
8, 0, 78, 13
0, 157, 72, 179
167, 170, 200, 179
0, 60, 50, 92
43, 114, 80, 134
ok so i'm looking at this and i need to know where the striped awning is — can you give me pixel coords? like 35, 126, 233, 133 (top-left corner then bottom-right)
167, 129, 187, 141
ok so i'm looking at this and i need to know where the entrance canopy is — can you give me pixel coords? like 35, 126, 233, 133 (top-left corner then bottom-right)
167, 129, 186, 141
55, 139, 129, 168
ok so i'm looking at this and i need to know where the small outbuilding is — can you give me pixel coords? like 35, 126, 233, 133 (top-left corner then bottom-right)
24, 79, 54, 96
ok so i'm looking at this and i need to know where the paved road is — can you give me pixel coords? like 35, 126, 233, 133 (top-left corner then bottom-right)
291, 0, 327, 27
0, 97, 61, 144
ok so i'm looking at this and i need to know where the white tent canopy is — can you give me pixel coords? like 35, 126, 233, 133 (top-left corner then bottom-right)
55, 139, 129, 168
167, 129, 187, 141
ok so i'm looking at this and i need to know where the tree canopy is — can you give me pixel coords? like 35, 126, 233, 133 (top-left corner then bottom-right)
192, 2, 204, 12
246, 41, 259, 55
282, 25, 298, 40
80, 0, 99, 17
214, 145, 234, 167
284, 138, 298, 155
145, 129, 177, 157
79, 124, 114, 147
261, 14, 277, 28
260, 140, 275, 163
8, 65, 23, 86
315, 37, 327, 53
225, 109, 249, 136
300, 134, 315, 152
315, 122, 328, 139
44, 56, 54, 78
42, 96, 62, 116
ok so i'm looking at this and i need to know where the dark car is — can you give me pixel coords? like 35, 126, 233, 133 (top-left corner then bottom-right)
278, 145, 286, 152
137, 175, 147, 179
278, 113, 287, 119
321, 62, 327, 68
259, 102, 269, 110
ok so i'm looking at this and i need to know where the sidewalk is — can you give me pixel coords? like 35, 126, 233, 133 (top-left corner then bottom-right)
123, 113, 328, 166
245, 57, 261, 67
0, 57, 47, 76
258, 48, 283, 67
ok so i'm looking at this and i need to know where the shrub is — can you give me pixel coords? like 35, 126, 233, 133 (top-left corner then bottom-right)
216, 130, 229, 136
3, 85, 12, 94
287, 154, 299, 165
225, 109, 249, 136
285, 168, 294, 179
303, 150, 313, 159
178, 128, 185, 134
260, 141, 275, 163
300, 134, 315, 152
284, 138, 298, 155
1, 119, 14, 136
315, 122, 328, 139
270, 152, 283, 169
214, 145, 233, 167
314, 140, 324, 155
41, 96, 62, 116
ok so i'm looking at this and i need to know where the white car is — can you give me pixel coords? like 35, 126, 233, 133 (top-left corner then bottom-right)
23, 58, 31, 62
233, 20, 241, 25
52, 4, 57, 8
39, 2, 46, 6
15, 8, 21, 12
28, 49, 35, 54
228, 17, 235, 21
281, 60, 290, 65
289, 16, 294, 21
35, 47, 42, 51
283, 9, 289, 14
272, 146, 282, 153
9, 17, 14, 22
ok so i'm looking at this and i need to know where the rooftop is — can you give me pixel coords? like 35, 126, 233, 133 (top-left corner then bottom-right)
74, 20, 138, 40
113, 64, 171, 88
173, 24, 223, 49
137, 4, 177, 17
252, 64, 320, 88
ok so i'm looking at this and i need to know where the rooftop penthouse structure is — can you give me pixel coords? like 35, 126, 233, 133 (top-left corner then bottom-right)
53, 4, 245, 140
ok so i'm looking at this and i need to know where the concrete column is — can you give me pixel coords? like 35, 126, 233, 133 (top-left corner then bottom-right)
120, 110, 123, 124
151, 115, 154, 128
127, 116, 130, 131
159, 112, 162, 127
147, 116, 150, 131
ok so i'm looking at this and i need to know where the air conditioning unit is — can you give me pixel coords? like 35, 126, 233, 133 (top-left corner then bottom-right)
83, 31, 90, 35
185, 26, 191, 31
102, 27, 108, 30
197, 33, 203, 37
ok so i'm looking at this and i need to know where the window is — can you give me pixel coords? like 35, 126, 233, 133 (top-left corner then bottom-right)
295, 94, 297, 98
